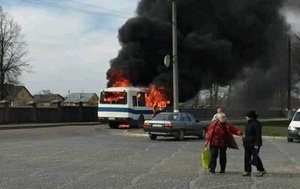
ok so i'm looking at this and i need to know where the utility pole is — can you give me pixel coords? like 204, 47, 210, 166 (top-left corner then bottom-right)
287, 35, 292, 120
171, 0, 179, 112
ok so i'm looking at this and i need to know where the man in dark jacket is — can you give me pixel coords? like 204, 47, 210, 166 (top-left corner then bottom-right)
242, 110, 267, 177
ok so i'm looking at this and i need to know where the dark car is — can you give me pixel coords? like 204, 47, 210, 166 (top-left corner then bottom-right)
143, 112, 207, 140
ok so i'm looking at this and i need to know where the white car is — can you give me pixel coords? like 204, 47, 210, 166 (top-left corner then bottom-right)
287, 108, 300, 142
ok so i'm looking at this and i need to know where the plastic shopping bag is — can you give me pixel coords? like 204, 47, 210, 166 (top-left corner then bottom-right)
201, 147, 211, 170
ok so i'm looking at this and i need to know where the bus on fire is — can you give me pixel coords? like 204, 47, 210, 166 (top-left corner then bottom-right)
98, 87, 154, 129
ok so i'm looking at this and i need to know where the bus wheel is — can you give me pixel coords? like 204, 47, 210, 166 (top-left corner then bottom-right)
108, 121, 119, 129
138, 115, 145, 128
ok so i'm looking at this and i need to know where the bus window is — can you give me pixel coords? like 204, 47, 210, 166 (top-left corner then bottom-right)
137, 92, 146, 107
100, 91, 127, 104
132, 96, 137, 107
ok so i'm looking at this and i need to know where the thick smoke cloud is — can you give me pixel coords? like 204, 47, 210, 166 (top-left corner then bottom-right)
106, 0, 289, 103
235, 0, 299, 109
233, 37, 289, 109
285, 0, 300, 10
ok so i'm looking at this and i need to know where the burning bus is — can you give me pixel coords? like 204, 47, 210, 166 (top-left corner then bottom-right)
98, 86, 170, 129
98, 86, 153, 129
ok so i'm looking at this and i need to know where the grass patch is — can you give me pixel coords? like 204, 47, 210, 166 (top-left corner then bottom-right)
235, 120, 289, 137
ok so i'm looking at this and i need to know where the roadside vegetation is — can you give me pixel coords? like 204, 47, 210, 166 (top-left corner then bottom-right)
235, 120, 290, 137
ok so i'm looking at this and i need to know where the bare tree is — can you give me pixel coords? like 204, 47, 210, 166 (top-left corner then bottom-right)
288, 33, 300, 102
208, 83, 219, 106
0, 7, 31, 100
292, 33, 300, 74
225, 84, 232, 107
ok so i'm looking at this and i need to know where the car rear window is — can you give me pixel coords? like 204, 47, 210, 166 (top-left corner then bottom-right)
153, 113, 179, 121
293, 112, 300, 121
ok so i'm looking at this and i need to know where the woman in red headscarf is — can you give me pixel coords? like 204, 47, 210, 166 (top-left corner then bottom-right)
205, 113, 243, 174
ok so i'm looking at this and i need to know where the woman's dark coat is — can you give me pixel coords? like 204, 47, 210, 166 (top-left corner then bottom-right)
243, 118, 263, 147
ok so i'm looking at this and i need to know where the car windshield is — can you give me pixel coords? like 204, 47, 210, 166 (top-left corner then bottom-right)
153, 113, 179, 121
293, 112, 300, 121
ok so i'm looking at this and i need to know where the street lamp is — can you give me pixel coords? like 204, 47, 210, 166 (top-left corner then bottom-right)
287, 35, 292, 120
171, 0, 179, 113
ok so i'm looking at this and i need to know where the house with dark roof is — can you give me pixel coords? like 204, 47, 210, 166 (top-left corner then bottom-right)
64, 93, 99, 106
2, 84, 33, 106
33, 94, 65, 107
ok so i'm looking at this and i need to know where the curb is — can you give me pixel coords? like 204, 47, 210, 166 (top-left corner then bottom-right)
0, 122, 101, 130
0, 123, 288, 139
124, 129, 287, 139
262, 136, 286, 139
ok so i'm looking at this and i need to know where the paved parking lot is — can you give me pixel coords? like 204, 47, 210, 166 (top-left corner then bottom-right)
0, 124, 299, 189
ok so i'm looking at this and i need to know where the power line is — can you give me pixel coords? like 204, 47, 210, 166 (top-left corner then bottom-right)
20, 0, 135, 18
21, 0, 131, 18
64, 0, 134, 17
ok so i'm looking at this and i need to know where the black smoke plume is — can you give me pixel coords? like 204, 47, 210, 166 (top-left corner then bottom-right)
285, 0, 300, 10
106, 0, 289, 104
234, 0, 299, 109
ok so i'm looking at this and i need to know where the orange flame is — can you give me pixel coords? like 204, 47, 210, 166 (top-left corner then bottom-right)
103, 92, 125, 103
145, 85, 171, 115
109, 69, 171, 115
112, 79, 131, 87
108, 69, 132, 87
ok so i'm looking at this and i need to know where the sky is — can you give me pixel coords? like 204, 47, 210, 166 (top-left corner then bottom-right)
1, 0, 300, 97
282, 1, 300, 32
1, 0, 139, 96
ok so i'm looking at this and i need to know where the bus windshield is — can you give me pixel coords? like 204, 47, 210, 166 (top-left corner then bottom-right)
100, 91, 127, 104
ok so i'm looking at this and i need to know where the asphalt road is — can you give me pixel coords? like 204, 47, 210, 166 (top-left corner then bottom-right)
0, 124, 299, 189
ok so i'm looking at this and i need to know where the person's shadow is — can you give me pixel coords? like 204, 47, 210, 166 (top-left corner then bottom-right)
216, 171, 300, 178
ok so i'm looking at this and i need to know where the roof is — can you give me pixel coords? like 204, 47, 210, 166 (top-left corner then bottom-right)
65, 93, 98, 103
33, 94, 65, 102
101, 87, 149, 93
3, 84, 32, 101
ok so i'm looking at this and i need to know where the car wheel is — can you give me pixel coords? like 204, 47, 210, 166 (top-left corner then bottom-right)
138, 115, 144, 128
176, 130, 184, 141
287, 138, 293, 142
199, 128, 206, 139
149, 133, 157, 140
108, 121, 119, 129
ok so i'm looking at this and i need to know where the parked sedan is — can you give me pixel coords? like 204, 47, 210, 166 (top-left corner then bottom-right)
143, 112, 207, 141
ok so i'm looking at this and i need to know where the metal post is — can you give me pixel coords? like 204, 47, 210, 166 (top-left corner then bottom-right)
287, 35, 292, 120
172, 0, 179, 112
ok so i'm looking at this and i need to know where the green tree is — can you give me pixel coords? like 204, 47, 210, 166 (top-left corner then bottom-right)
0, 7, 30, 100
